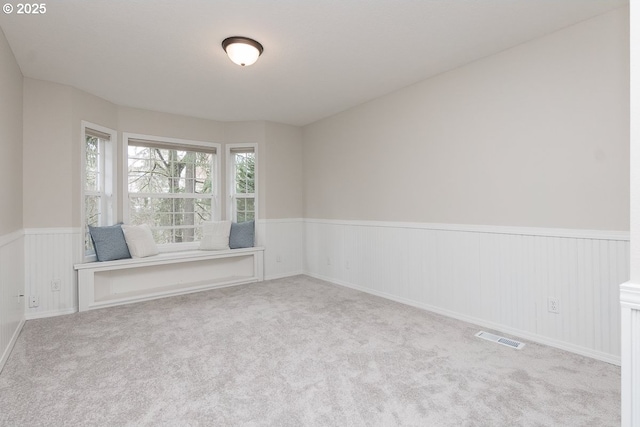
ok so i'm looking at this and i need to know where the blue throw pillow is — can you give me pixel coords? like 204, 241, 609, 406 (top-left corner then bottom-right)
229, 220, 255, 249
88, 224, 132, 261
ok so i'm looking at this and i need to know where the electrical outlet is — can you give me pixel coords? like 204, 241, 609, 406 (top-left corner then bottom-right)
29, 295, 39, 308
345, 260, 350, 270
51, 279, 61, 292
327, 257, 331, 266
276, 255, 282, 263
548, 297, 560, 314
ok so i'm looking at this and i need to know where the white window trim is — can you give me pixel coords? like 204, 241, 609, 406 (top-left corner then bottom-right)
81, 121, 118, 262
122, 132, 222, 251
226, 143, 258, 222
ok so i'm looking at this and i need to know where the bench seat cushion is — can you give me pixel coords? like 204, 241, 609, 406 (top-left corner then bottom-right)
200, 221, 232, 250
122, 224, 159, 258
229, 220, 255, 249
88, 224, 131, 262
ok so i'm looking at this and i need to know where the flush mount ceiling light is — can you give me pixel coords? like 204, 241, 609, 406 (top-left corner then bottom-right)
222, 36, 264, 67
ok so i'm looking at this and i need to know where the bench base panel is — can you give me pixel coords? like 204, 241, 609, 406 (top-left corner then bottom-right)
76, 248, 264, 312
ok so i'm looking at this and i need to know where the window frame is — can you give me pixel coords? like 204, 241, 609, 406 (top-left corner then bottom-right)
122, 132, 221, 251
80, 121, 118, 262
226, 143, 258, 223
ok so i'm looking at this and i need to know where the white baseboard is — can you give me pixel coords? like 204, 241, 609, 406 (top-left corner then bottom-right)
307, 272, 621, 366
265, 271, 305, 281
0, 319, 25, 374
25, 307, 78, 320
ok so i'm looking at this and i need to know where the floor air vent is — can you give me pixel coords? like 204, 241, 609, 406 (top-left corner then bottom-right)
475, 331, 525, 350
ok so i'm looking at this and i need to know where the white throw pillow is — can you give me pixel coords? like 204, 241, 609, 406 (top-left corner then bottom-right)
199, 221, 231, 250
121, 224, 159, 258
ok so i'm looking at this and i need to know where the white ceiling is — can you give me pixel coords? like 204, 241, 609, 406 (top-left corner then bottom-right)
0, 0, 628, 126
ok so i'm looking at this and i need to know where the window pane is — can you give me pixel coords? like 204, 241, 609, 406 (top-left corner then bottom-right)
128, 141, 215, 244
152, 228, 173, 245
85, 232, 94, 253
85, 172, 98, 191
85, 195, 101, 226
194, 152, 213, 194
85, 137, 99, 170
194, 198, 212, 222
236, 198, 246, 212
128, 147, 172, 193
84, 195, 101, 252
156, 212, 175, 227
128, 157, 150, 173
234, 152, 255, 194
128, 147, 213, 195
85, 135, 104, 193
174, 226, 197, 243
129, 197, 160, 225
236, 178, 246, 194
194, 226, 203, 241
243, 207, 255, 221
129, 196, 212, 234
235, 196, 255, 222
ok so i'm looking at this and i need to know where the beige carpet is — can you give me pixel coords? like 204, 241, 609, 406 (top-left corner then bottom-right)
0, 275, 620, 426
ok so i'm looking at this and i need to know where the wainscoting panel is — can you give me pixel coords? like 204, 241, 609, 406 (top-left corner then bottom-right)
16, 221, 628, 365
305, 219, 629, 364
0, 230, 25, 371
620, 282, 640, 424
257, 219, 304, 280
24, 228, 83, 319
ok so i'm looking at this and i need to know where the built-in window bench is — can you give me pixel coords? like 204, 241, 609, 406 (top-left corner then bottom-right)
74, 247, 264, 312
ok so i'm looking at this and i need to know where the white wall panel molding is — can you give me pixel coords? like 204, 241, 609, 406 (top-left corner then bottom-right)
621, 282, 640, 424
304, 218, 629, 241
304, 219, 629, 364
24, 228, 83, 318
257, 219, 304, 280
0, 230, 25, 373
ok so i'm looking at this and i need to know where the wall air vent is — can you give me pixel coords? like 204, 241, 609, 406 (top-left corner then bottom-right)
475, 331, 525, 350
